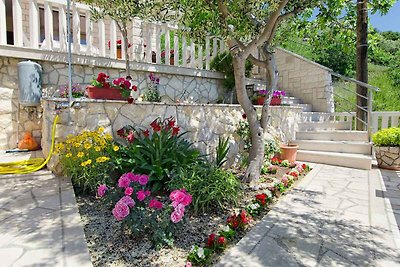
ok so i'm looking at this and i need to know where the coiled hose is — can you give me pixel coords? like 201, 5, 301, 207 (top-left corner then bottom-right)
0, 115, 59, 174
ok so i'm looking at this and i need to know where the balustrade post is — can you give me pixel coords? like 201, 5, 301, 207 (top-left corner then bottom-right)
205, 36, 210, 70
44, 1, 53, 49
165, 25, 170, 65
110, 20, 117, 59
72, 5, 81, 53
98, 19, 106, 57
173, 32, 179, 66
12, 0, 23, 46
0, 0, 6, 45
29, 0, 39, 48
85, 10, 93, 55
59, 4, 67, 51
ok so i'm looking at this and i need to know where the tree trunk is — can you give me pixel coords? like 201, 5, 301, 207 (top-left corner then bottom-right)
230, 48, 264, 183
118, 22, 131, 77
356, 0, 368, 130
260, 44, 279, 130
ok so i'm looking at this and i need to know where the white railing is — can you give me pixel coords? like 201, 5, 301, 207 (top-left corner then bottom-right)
0, 0, 225, 70
332, 111, 400, 133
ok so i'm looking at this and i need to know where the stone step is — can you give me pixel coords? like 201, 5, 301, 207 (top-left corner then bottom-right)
296, 130, 369, 142
298, 121, 352, 131
296, 150, 372, 170
301, 112, 331, 122
291, 140, 372, 155
281, 96, 301, 105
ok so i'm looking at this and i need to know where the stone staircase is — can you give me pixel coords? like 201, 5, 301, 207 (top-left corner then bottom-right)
281, 96, 372, 170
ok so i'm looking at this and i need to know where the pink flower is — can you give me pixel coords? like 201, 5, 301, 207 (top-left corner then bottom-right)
149, 199, 163, 210
181, 194, 192, 206
145, 190, 151, 197
169, 189, 186, 203
112, 202, 129, 221
118, 196, 135, 208
128, 173, 139, 182
118, 174, 131, 188
136, 190, 147, 201
170, 211, 183, 223
282, 177, 289, 187
125, 187, 134, 196
175, 203, 185, 216
186, 262, 192, 267
138, 175, 149, 185
97, 184, 107, 197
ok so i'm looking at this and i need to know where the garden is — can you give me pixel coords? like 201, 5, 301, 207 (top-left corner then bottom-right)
55, 95, 311, 266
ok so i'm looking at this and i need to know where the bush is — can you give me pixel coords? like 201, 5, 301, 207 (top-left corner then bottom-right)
372, 128, 400, 147
115, 117, 201, 192
99, 173, 192, 248
55, 128, 114, 193
169, 162, 241, 213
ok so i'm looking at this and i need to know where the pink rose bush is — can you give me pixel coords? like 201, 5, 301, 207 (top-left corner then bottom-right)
97, 172, 192, 247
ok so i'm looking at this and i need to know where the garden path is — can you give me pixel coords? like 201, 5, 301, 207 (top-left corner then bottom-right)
0, 153, 92, 267
217, 164, 400, 267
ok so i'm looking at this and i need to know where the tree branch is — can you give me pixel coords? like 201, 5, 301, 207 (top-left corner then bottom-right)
266, 7, 303, 44
234, 39, 268, 68
242, 0, 289, 58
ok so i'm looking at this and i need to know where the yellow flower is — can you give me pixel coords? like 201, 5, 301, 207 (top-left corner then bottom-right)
94, 146, 101, 152
97, 127, 105, 133
56, 143, 64, 151
113, 145, 119, 152
84, 142, 92, 150
77, 152, 84, 158
80, 159, 92, 167
96, 156, 110, 163
66, 134, 74, 139
105, 134, 113, 141
74, 142, 81, 148
66, 153, 72, 158
100, 139, 106, 146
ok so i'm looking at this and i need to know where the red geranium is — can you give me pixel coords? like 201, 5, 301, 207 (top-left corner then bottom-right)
227, 210, 251, 230
255, 193, 268, 206
206, 233, 216, 248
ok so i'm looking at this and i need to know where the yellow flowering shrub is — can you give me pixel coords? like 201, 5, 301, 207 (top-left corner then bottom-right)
56, 127, 114, 193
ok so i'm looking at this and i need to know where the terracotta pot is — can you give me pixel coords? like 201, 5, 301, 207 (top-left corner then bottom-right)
86, 85, 126, 100
256, 96, 265, 105
280, 144, 299, 163
270, 97, 282, 106
117, 48, 122, 59
170, 56, 174, 65
375, 146, 400, 170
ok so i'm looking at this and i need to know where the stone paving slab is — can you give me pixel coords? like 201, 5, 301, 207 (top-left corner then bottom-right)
0, 169, 92, 267
217, 164, 400, 267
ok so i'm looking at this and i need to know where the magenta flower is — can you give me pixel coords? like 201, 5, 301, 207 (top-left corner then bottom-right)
118, 174, 131, 188
169, 189, 186, 203
149, 199, 163, 210
145, 190, 151, 197
125, 187, 134, 196
97, 184, 107, 197
118, 196, 135, 208
170, 211, 183, 223
136, 190, 147, 201
127, 173, 139, 182
112, 202, 130, 221
138, 175, 149, 185
186, 261, 192, 267
181, 194, 192, 206
175, 203, 185, 216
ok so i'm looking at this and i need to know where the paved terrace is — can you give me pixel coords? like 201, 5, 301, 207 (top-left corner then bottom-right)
0, 152, 92, 267
218, 164, 400, 267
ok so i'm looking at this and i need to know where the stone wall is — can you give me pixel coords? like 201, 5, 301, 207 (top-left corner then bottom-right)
0, 55, 224, 149
41, 99, 303, 170
275, 48, 334, 113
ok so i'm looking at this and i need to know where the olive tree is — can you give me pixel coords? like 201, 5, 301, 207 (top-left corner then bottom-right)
173, 0, 395, 182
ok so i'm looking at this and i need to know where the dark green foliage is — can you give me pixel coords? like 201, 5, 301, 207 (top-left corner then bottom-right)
211, 52, 253, 90
215, 136, 230, 168
169, 162, 241, 214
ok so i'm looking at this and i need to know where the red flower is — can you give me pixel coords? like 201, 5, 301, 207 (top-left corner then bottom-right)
227, 214, 239, 229
143, 129, 150, 137
242, 113, 247, 119
127, 130, 135, 143
168, 119, 176, 128
302, 163, 307, 170
240, 210, 250, 224
217, 236, 226, 245
117, 128, 125, 137
172, 127, 180, 136
96, 72, 109, 84
255, 193, 267, 206
132, 85, 138, 91
150, 119, 161, 132
206, 233, 216, 248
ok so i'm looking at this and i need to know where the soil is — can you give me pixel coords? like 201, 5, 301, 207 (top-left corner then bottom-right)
76, 166, 307, 267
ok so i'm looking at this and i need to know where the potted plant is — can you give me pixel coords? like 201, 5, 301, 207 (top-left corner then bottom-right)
280, 143, 299, 163
59, 83, 85, 98
372, 127, 400, 170
270, 90, 286, 106
141, 73, 161, 102
252, 89, 267, 105
86, 73, 137, 102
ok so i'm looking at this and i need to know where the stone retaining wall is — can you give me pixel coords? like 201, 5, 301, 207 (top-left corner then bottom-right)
42, 99, 302, 170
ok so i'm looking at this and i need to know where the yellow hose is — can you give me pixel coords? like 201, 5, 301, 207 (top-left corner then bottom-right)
0, 115, 59, 174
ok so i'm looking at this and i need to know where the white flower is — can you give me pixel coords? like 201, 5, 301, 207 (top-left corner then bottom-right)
197, 247, 205, 258
250, 203, 260, 210
265, 190, 273, 198
190, 245, 196, 253
222, 225, 231, 232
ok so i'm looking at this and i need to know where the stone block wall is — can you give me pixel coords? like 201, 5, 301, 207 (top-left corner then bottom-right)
0, 55, 224, 149
275, 48, 334, 113
41, 99, 303, 170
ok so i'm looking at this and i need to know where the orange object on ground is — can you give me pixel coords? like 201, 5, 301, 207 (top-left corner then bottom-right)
18, 132, 39, 151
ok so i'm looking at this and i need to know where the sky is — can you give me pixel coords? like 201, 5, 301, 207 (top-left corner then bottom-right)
370, 1, 400, 32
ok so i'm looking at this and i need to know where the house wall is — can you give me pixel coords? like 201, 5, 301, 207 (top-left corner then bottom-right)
41, 99, 303, 172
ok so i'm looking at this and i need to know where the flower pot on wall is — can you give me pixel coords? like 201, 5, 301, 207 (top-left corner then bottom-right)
86, 85, 126, 100
375, 146, 400, 170
117, 48, 122, 59
255, 96, 265, 105
280, 144, 299, 163
270, 97, 282, 106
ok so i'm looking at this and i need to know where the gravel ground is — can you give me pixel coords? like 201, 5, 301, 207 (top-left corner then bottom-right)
77, 167, 305, 267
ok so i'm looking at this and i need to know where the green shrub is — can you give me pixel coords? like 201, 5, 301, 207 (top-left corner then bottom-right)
169, 162, 241, 213
372, 128, 400, 147
56, 128, 114, 193
215, 136, 230, 168
115, 117, 201, 192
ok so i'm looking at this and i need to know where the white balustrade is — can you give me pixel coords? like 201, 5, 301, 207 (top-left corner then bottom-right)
29, 0, 40, 49
72, 5, 81, 53
58, 4, 66, 51
12, 0, 23, 46
85, 10, 93, 55
43, 1, 53, 50
173, 32, 179, 66
205, 36, 210, 70
371, 112, 400, 133
109, 20, 117, 59
98, 19, 106, 57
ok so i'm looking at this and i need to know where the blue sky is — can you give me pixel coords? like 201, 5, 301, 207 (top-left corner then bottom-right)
370, 1, 400, 32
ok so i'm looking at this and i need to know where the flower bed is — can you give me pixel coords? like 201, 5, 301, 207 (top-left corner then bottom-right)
77, 162, 311, 266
